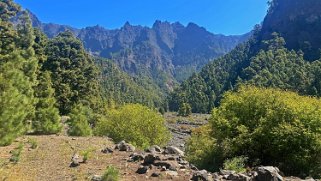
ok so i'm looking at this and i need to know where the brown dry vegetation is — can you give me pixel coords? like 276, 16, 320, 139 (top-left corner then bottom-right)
0, 135, 191, 181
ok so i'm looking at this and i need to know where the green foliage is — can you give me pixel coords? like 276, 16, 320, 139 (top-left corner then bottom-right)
33, 71, 61, 134
10, 143, 23, 163
178, 103, 192, 117
95, 104, 171, 148
223, 156, 247, 173
96, 58, 164, 109
185, 125, 221, 171
209, 86, 321, 178
44, 31, 102, 115
0, 0, 38, 146
102, 166, 120, 181
28, 138, 38, 149
80, 148, 95, 163
170, 33, 321, 114
67, 104, 93, 136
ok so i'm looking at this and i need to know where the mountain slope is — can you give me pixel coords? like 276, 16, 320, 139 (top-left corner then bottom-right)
26, 11, 250, 88
170, 0, 321, 113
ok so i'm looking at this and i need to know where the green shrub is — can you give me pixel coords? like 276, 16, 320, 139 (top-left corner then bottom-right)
223, 156, 247, 173
95, 104, 171, 148
209, 86, 321, 178
10, 143, 23, 163
185, 125, 222, 171
28, 138, 38, 149
80, 148, 95, 163
102, 166, 120, 181
67, 104, 93, 136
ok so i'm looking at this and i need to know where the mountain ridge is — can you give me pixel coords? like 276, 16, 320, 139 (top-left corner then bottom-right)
25, 10, 250, 87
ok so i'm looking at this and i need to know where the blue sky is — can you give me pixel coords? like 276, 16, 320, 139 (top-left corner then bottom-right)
15, 0, 269, 35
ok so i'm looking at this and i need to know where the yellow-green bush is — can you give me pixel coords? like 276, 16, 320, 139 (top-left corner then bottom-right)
211, 86, 321, 178
95, 104, 171, 148
185, 125, 222, 171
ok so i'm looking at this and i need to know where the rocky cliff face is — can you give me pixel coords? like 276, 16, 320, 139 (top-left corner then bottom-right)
26, 11, 250, 89
259, 0, 321, 61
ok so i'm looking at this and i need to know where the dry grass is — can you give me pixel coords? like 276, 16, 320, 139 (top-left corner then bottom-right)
0, 135, 190, 181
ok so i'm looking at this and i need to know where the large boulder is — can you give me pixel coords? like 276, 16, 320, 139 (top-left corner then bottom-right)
136, 165, 149, 174
145, 145, 163, 153
254, 166, 283, 181
227, 173, 251, 181
115, 141, 135, 152
143, 154, 160, 165
191, 170, 213, 181
128, 153, 145, 162
164, 146, 185, 156
154, 161, 179, 171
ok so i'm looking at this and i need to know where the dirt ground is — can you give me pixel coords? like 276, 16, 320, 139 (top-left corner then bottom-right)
0, 135, 191, 181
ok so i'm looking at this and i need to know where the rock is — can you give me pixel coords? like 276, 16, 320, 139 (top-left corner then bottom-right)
220, 169, 236, 175
227, 173, 251, 181
161, 166, 167, 171
136, 166, 149, 174
190, 164, 198, 170
70, 153, 81, 167
164, 146, 185, 156
144, 154, 159, 165
165, 170, 178, 177
101, 147, 113, 154
151, 172, 161, 177
128, 153, 144, 162
91, 175, 102, 181
255, 166, 283, 181
191, 170, 213, 181
145, 145, 163, 153
178, 160, 189, 165
115, 141, 135, 152
154, 161, 178, 171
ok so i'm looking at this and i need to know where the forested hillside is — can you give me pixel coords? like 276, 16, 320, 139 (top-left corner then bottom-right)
170, 0, 321, 113
96, 58, 165, 109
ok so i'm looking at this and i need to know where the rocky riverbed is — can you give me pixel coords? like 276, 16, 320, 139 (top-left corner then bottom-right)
165, 113, 209, 150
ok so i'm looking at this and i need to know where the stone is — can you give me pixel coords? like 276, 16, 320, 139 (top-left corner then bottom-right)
144, 154, 160, 165
164, 146, 185, 156
220, 169, 236, 175
115, 141, 135, 152
101, 147, 113, 154
154, 161, 178, 171
190, 164, 198, 170
255, 166, 283, 181
70, 153, 81, 167
136, 166, 149, 174
191, 170, 213, 181
151, 172, 161, 177
91, 175, 102, 181
165, 170, 178, 177
227, 173, 251, 181
128, 153, 144, 162
145, 145, 163, 153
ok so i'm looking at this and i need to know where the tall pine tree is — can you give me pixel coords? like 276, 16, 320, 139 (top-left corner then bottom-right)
0, 0, 37, 145
44, 31, 102, 115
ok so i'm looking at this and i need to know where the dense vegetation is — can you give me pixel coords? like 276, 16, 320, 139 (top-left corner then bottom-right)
0, 0, 170, 147
187, 86, 321, 178
170, 0, 321, 113
95, 104, 171, 148
96, 58, 165, 109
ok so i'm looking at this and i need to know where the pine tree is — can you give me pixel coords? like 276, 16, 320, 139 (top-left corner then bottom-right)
33, 71, 61, 134
67, 104, 93, 136
44, 31, 102, 115
0, 0, 37, 145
